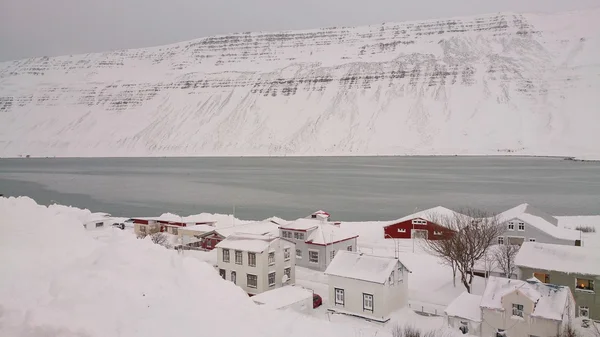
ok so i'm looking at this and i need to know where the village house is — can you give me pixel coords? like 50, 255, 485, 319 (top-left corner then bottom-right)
215, 233, 296, 296
496, 204, 582, 246
279, 218, 358, 271
479, 276, 575, 337
515, 242, 600, 321
324, 251, 410, 322
471, 245, 519, 279
383, 206, 461, 240
177, 223, 218, 250
82, 212, 112, 229
444, 292, 483, 336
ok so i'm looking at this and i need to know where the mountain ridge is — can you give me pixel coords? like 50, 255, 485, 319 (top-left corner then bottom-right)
1, 8, 599, 159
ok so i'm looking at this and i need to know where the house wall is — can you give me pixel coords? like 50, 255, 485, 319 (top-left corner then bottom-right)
383, 218, 454, 240
216, 239, 296, 296
446, 316, 481, 336
133, 222, 160, 236
327, 261, 408, 322
286, 228, 357, 271
498, 217, 576, 246
519, 266, 600, 321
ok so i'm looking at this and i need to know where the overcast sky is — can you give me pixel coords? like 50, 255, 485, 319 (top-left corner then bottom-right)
1, 0, 599, 61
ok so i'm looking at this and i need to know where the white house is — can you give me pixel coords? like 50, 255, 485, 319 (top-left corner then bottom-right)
83, 212, 112, 229
496, 204, 582, 246
324, 251, 410, 322
444, 291, 483, 336
480, 276, 575, 337
215, 233, 296, 296
280, 218, 358, 271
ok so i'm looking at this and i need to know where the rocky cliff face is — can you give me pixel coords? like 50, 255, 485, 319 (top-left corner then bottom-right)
1, 9, 599, 158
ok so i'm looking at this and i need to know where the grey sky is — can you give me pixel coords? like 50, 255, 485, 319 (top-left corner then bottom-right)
1, 0, 599, 62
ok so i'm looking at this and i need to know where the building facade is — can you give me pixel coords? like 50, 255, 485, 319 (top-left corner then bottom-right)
383, 206, 460, 240
215, 233, 296, 296
324, 251, 410, 322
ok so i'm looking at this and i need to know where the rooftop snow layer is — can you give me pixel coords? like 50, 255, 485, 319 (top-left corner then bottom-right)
515, 242, 600, 276
497, 204, 581, 241
444, 292, 482, 322
324, 251, 399, 284
182, 224, 217, 233
215, 233, 286, 253
480, 276, 572, 321
251, 285, 313, 310
282, 218, 358, 245
217, 220, 281, 237
387, 206, 467, 227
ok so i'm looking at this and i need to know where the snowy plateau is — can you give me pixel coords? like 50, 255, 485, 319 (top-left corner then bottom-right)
1, 9, 600, 158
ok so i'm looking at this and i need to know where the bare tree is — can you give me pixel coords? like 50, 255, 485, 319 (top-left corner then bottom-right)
421, 208, 504, 293
493, 244, 519, 279
150, 232, 171, 248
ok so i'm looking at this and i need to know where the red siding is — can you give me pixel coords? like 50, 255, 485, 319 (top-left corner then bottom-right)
200, 233, 225, 251
383, 217, 455, 240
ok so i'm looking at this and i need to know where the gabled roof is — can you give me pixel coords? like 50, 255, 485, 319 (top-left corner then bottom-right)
480, 276, 572, 321
497, 204, 580, 241
445, 292, 482, 322
281, 218, 321, 231
215, 233, 286, 253
515, 242, 600, 276
282, 219, 358, 245
182, 224, 217, 233
217, 219, 281, 238
324, 251, 406, 284
385, 206, 467, 228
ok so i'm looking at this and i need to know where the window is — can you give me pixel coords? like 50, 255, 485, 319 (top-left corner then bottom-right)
335, 288, 344, 305
330, 250, 336, 261
219, 269, 226, 280
389, 270, 395, 285
397, 228, 406, 233
579, 306, 590, 318
508, 221, 515, 230
496, 329, 506, 337
529, 238, 536, 242
576, 278, 594, 291
296, 249, 302, 259
309, 250, 319, 263
222, 249, 230, 263
95, 222, 104, 228
433, 231, 442, 236
231, 271, 236, 284
206, 239, 212, 248
534, 272, 550, 283
235, 250, 242, 265
459, 321, 469, 334
248, 252, 256, 267
498, 236, 505, 245
268, 252, 275, 265
171, 227, 178, 235
518, 222, 525, 231
247, 274, 257, 288
140, 226, 146, 232
512, 303, 524, 317
284, 267, 291, 282
363, 293, 373, 312
294, 232, 305, 240
284, 248, 290, 261
412, 219, 427, 225
281, 231, 290, 238
347, 245, 353, 251
268, 272, 276, 287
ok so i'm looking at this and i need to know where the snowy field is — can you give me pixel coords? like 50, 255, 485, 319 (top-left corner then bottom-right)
1, 196, 599, 337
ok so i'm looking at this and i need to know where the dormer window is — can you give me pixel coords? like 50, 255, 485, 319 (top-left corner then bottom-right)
512, 303, 524, 317
518, 222, 525, 231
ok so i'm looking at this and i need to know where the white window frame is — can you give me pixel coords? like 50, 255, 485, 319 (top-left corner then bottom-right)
498, 236, 505, 245
268, 272, 276, 287
508, 221, 515, 231
248, 252, 256, 267
308, 250, 319, 264
412, 219, 427, 225
575, 278, 595, 292
330, 250, 336, 261
347, 245, 353, 251
397, 228, 406, 233
517, 222, 525, 231
284, 267, 291, 282
512, 303, 524, 317
579, 306, 590, 318
284, 248, 290, 261
296, 249, 302, 259
235, 250, 243, 265
389, 270, 395, 285
335, 288, 344, 305
433, 231, 443, 236
222, 249, 230, 263
529, 238, 536, 242
247, 274, 257, 288
363, 293, 374, 312
268, 251, 275, 266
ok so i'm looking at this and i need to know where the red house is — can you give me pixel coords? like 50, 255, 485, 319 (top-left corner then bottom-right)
383, 206, 462, 240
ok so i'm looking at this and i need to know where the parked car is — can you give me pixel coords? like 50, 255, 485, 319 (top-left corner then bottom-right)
312, 293, 322, 308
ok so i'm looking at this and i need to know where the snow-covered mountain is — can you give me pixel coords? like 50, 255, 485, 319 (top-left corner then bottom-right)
1, 9, 599, 158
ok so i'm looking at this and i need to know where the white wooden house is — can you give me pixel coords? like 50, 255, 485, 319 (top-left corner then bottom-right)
215, 233, 296, 296
324, 251, 410, 322
444, 292, 483, 335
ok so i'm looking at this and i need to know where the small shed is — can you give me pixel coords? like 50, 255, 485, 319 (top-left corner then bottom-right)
444, 291, 482, 335
324, 251, 410, 322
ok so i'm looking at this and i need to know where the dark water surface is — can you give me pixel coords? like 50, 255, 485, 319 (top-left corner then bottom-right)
1, 157, 599, 221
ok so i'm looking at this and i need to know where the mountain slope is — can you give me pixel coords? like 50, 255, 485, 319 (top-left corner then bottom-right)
1, 9, 599, 158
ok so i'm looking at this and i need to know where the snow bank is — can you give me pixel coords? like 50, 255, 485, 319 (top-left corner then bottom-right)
0, 197, 380, 337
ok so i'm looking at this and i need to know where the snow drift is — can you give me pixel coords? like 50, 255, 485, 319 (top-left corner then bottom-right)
0, 197, 368, 337
0, 9, 599, 158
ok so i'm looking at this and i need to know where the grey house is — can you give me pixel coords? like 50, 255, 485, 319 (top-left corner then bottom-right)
496, 204, 581, 246
279, 218, 358, 271
515, 242, 600, 322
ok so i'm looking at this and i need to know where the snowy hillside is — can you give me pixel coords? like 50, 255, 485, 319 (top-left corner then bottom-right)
1, 9, 599, 158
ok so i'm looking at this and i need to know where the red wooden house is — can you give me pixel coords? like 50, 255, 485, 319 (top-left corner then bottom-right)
383, 206, 461, 240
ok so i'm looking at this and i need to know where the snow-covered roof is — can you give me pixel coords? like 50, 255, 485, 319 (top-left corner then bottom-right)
281, 218, 358, 245
386, 206, 467, 227
84, 212, 112, 223
445, 292, 482, 322
217, 220, 281, 238
480, 276, 572, 321
497, 204, 580, 241
515, 242, 600, 276
282, 218, 322, 231
182, 224, 217, 233
251, 285, 313, 310
324, 251, 401, 284
215, 233, 284, 253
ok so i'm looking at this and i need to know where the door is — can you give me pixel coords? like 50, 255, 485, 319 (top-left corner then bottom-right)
219, 269, 226, 280
412, 229, 428, 239
507, 236, 525, 246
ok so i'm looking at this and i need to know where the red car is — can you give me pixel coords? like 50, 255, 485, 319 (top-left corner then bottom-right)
312, 293, 323, 308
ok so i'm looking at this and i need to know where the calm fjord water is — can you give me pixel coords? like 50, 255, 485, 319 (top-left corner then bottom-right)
0, 156, 599, 221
